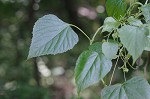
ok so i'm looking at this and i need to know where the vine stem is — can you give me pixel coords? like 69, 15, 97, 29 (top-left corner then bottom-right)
127, 61, 137, 69
70, 24, 91, 43
123, 72, 126, 82
127, 2, 143, 16
109, 48, 123, 86
101, 79, 107, 87
109, 56, 119, 86
145, 0, 149, 4
91, 26, 103, 45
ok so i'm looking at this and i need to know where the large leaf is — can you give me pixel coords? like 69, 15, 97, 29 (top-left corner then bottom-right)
75, 43, 112, 94
145, 24, 150, 51
106, 0, 127, 19
28, 14, 79, 59
88, 42, 102, 54
102, 17, 120, 32
101, 76, 150, 99
140, 3, 150, 23
118, 25, 148, 64
145, 38, 150, 51
102, 41, 118, 60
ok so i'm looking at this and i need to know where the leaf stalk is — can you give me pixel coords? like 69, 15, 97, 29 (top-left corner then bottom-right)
91, 26, 103, 45
70, 24, 91, 43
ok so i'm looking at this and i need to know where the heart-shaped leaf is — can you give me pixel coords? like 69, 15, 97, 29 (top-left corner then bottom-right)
118, 25, 148, 64
106, 0, 127, 19
75, 43, 112, 94
102, 41, 118, 60
101, 76, 150, 99
28, 14, 79, 59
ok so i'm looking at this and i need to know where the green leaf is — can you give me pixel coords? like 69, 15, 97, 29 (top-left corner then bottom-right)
28, 14, 79, 59
101, 76, 150, 99
102, 84, 127, 99
145, 38, 150, 51
127, 16, 143, 26
140, 3, 150, 23
88, 42, 102, 54
144, 35, 150, 51
145, 24, 150, 51
102, 41, 118, 60
118, 25, 148, 64
102, 17, 120, 32
106, 0, 127, 19
75, 44, 112, 94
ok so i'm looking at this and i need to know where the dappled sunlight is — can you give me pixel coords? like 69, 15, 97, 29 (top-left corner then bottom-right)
78, 7, 97, 20
37, 58, 51, 77
96, 5, 105, 13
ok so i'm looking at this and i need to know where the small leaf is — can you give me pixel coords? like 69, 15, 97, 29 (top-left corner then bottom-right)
28, 14, 79, 59
127, 16, 143, 26
106, 0, 127, 19
102, 17, 120, 32
140, 3, 150, 23
75, 43, 112, 94
118, 25, 148, 64
101, 76, 150, 99
102, 41, 118, 60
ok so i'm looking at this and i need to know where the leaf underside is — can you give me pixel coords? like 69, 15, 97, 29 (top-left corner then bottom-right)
102, 41, 118, 60
140, 4, 150, 23
28, 14, 79, 59
145, 25, 150, 51
127, 16, 143, 26
102, 17, 120, 32
118, 25, 148, 64
101, 76, 150, 99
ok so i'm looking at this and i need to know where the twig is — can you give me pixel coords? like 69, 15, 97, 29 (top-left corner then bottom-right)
109, 56, 119, 86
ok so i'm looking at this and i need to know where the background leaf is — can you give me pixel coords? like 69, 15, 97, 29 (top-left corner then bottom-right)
140, 4, 150, 23
75, 43, 112, 94
28, 14, 79, 59
101, 76, 150, 99
102, 41, 118, 60
118, 25, 148, 64
106, 0, 127, 19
